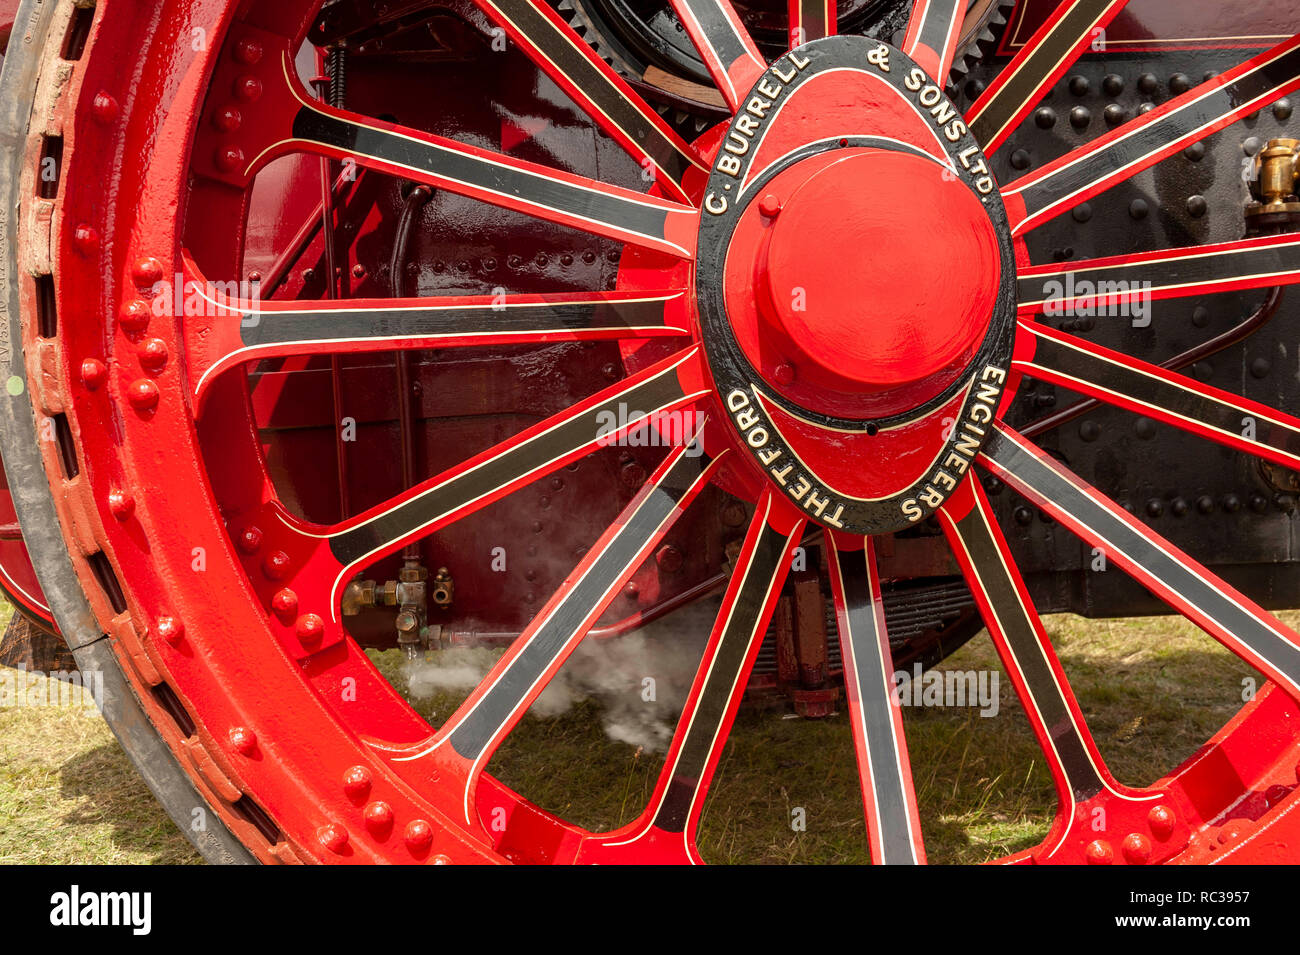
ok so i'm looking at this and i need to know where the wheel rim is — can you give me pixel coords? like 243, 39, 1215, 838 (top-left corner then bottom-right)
14, 0, 1300, 864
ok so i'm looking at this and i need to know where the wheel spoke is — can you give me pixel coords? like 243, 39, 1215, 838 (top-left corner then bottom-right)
668, 0, 768, 113
1002, 33, 1300, 235
901, 0, 966, 85
272, 70, 698, 258
1015, 318, 1300, 472
470, 0, 708, 202
981, 424, 1300, 701
1018, 233, 1300, 317
280, 347, 708, 618
968, 0, 1130, 155
936, 478, 1113, 814
788, 0, 836, 47
581, 490, 804, 861
185, 286, 690, 406
396, 436, 724, 827
826, 533, 925, 865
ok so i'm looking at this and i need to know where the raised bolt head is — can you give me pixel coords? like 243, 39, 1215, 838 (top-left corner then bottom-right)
342, 765, 372, 799
132, 257, 165, 288
271, 588, 298, 621
126, 378, 160, 411
72, 224, 99, 253
317, 823, 349, 853
295, 613, 324, 645
155, 616, 184, 645
1084, 839, 1114, 865
80, 358, 107, 390
236, 526, 263, 554
1121, 832, 1152, 865
759, 193, 782, 218
1147, 803, 1175, 840
404, 819, 433, 853
119, 299, 151, 332
364, 800, 394, 834
263, 550, 291, 580
228, 726, 257, 755
138, 338, 168, 370
107, 488, 135, 520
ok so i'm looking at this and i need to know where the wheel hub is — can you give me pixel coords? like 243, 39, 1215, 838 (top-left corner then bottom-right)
694, 36, 1018, 536
751, 147, 1001, 396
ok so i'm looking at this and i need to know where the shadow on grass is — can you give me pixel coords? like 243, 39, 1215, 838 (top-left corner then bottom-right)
57, 742, 199, 864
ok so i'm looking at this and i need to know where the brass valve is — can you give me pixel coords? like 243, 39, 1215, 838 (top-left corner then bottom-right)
1247, 138, 1300, 224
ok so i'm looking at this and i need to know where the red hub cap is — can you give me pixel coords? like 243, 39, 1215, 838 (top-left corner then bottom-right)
696, 37, 1017, 535
752, 147, 1001, 397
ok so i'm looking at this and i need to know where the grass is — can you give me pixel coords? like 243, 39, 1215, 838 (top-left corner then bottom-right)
0, 607, 1288, 864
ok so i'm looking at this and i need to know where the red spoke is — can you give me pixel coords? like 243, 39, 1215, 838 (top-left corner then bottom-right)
1002, 33, 1300, 235
392, 435, 725, 830
936, 478, 1155, 860
982, 424, 1300, 703
826, 533, 925, 865
576, 490, 805, 862
968, 0, 1130, 155
1015, 317, 1300, 472
669, 0, 768, 112
182, 278, 690, 407
1018, 232, 1300, 317
469, 0, 708, 202
901, 0, 965, 84
788, 0, 836, 47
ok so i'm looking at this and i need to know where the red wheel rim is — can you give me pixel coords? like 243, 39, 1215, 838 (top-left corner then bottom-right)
15, 0, 1300, 864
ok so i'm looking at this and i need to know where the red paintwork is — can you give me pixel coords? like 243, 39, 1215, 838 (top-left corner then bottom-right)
7, 0, 1300, 867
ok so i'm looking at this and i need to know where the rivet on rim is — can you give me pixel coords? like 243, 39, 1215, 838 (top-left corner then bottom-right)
317, 823, 349, 853
228, 726, 257, 755
155, 616, 184, 646
107, 488, 135, 520
131, 257, 165, 288
1121, 832, 1152, 865
342, 765, 372, 800
271, 587, 298, 621
126, 378, 160, 411
263, 549, 291, 579
363, 800, 394, 835
138, 338, 169, 371
404, 819, 433, 853
1084, 839, 1114, 865
80, 358, 107, 390
235, 526, 263, 555
118, 300, 151, 333
72, 225, 99, 253
295, 613, 324, 645
90, 91, 119, 123
1147, 803, 1175, 840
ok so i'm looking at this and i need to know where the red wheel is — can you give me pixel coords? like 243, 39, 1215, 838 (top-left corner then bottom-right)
3, 0, 1300, 864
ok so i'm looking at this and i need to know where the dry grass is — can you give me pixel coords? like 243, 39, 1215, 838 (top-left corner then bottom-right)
0, 607, 1289, 864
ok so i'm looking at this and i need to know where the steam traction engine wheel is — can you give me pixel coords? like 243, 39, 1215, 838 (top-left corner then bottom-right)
4, 0, 1300, 864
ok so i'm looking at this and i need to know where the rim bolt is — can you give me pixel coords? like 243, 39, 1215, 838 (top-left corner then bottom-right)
91, 91, 119, 123
155, 616, 184, 646
432, 853, 452, 864
234, 38, 264, 65
404, 819, 433, 853
295, 613, 324, 645
215, 145, 245, 173
271, 588, 299, 621
228, 726, 257, 755
234, 75, 263, 102
364, 800, 394, 835
342, 765, 372, 800
1085, 839, 1114, 864
1121, 832, 1152, 865
773, 363, 795, 385
138, 337, 168, 371
132, 257, 165, 289
1147, 804, 1176, 839
107, 488, 135, 520
126, 378, 160, 411
263, 550, 291, 579
759, 193, 782, 218
80, 358, 107, 390
119, 299, 151, 333
317, 823, 349, 853
236, 526, 263, 554
72, 224, 99, 253
213, 106, 242, 132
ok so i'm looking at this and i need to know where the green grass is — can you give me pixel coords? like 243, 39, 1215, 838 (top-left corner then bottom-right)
0, 608, 1286, 864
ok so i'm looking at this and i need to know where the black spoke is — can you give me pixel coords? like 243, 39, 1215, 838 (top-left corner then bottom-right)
827, 535, 925, 865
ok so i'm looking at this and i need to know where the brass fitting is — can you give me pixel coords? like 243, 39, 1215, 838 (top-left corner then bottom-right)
1247, 138, 1300, 223
431, 567, 454, 607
